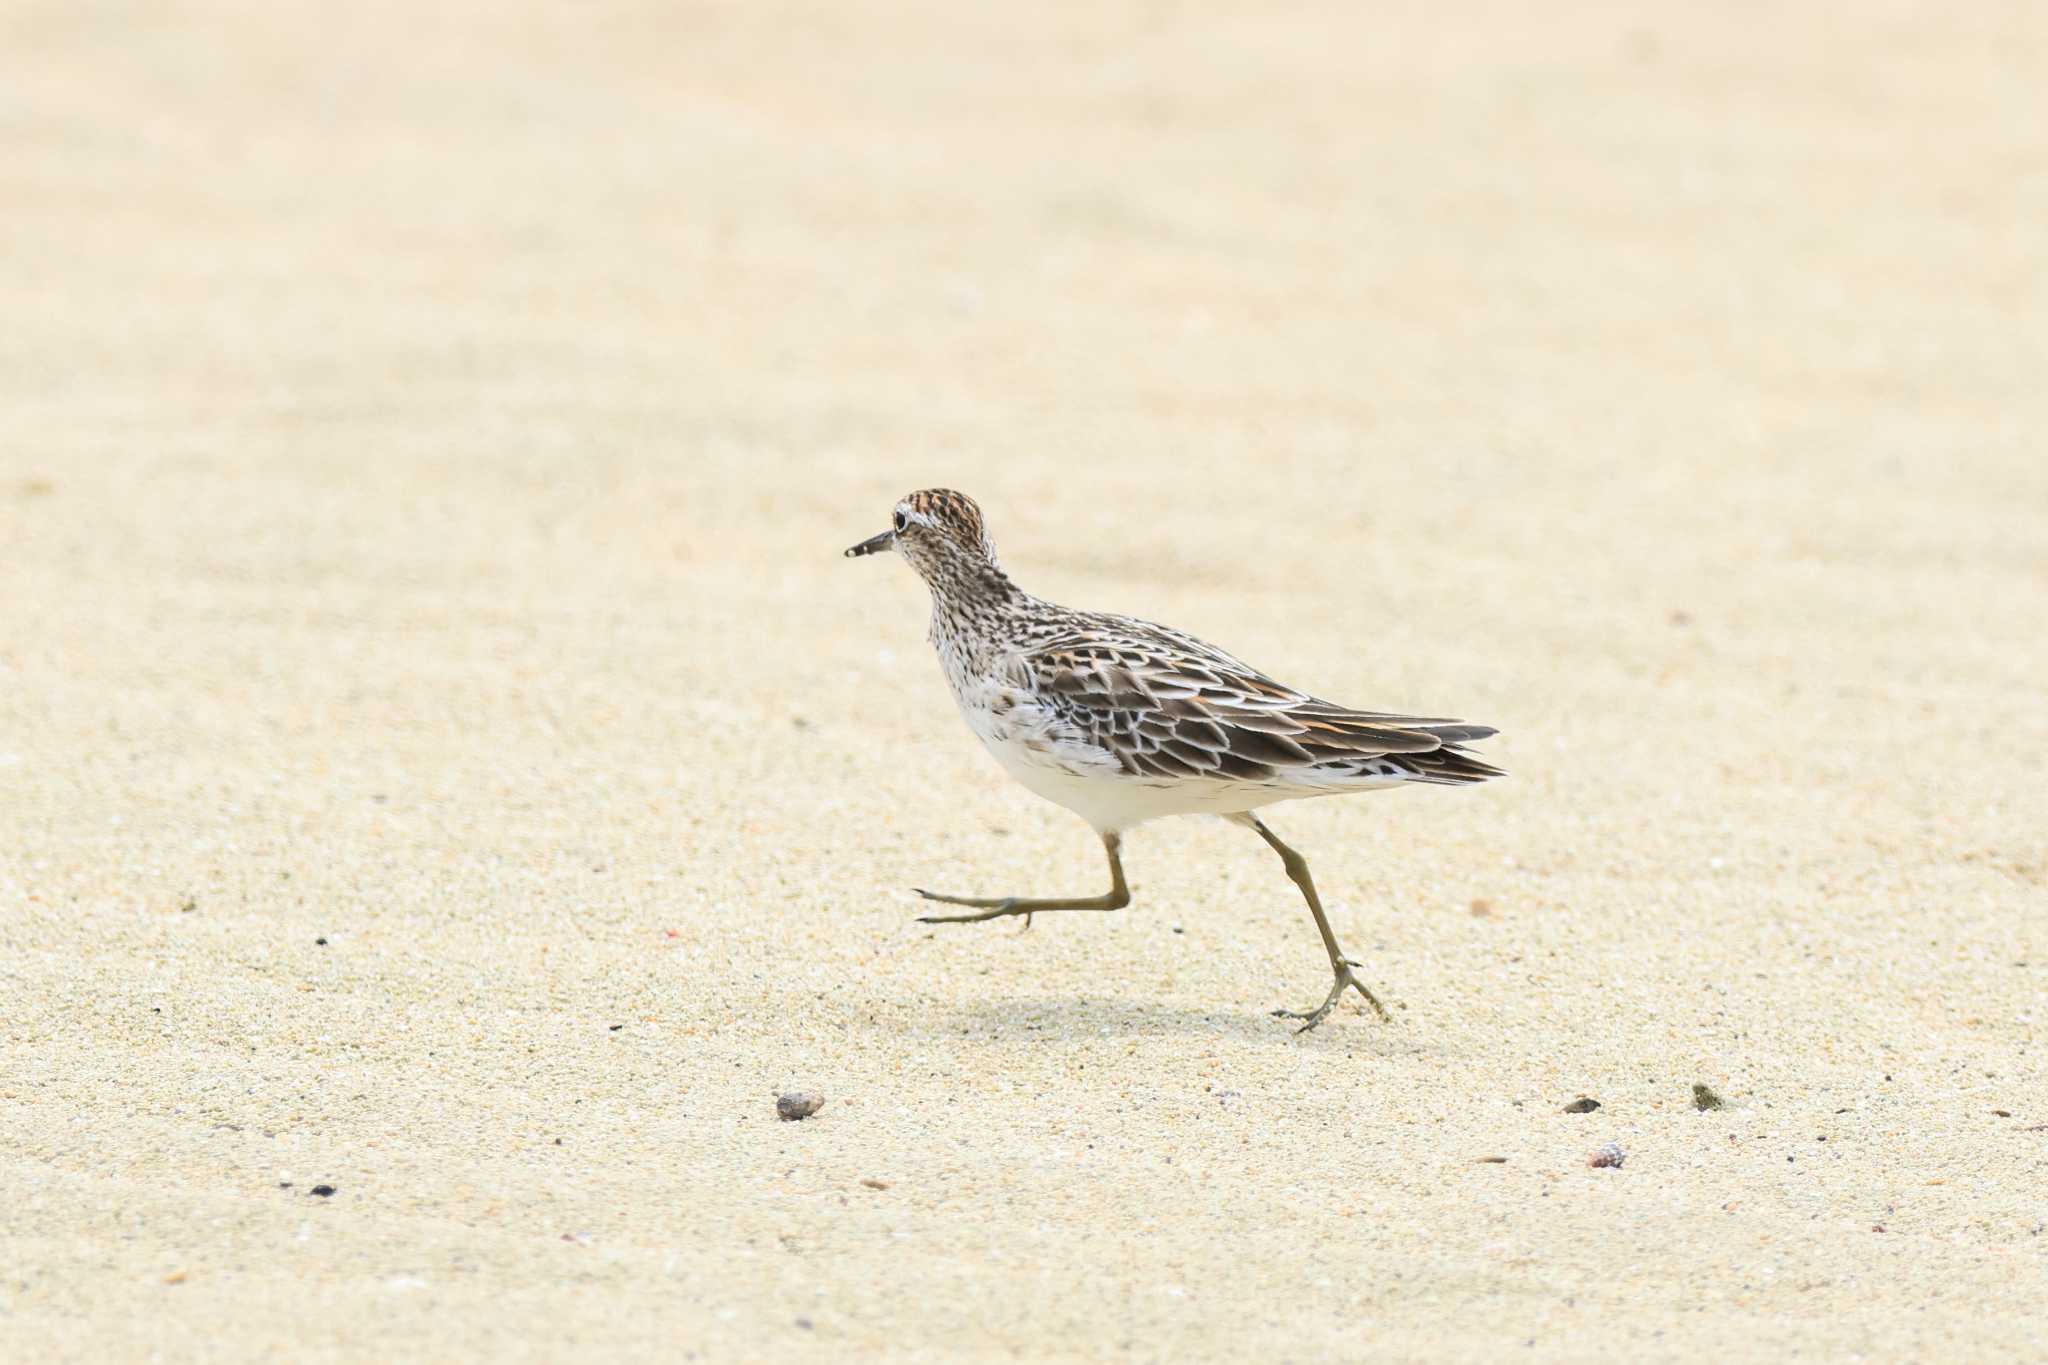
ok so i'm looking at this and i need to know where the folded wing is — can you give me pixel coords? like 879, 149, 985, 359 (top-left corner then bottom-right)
1026, 628, 1503, 790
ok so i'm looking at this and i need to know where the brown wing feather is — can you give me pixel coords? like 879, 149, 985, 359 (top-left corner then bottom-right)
1030, 633, 1499, 786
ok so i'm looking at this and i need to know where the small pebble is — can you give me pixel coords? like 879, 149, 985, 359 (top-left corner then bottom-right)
1563, 1098, 1601, 1114
1588, 1142, 1625, 1169
860, 1178, 890, 1190
1469, 899, 1494, 917
314, 937, 328, 946
1992, 1109, 2010, 1117
1692, 1084, 1724, 1111
608, 1024, 623, 1032
310, 1184, 337, 1197
794, 1317, 814, 1330
1476, 1156, 1508, 1164
777, 1092, 825, 1121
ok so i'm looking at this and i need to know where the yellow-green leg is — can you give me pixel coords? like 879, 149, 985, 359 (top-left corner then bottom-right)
1234, 813, 1390, 1032
915, 832, 1130, 928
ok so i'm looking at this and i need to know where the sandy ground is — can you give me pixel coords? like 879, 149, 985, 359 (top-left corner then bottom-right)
5, 2, 2046, 1360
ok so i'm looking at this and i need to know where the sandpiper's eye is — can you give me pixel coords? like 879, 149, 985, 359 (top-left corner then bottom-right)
892, 509, 910, 533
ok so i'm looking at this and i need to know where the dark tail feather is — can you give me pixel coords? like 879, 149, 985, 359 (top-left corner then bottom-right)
1289, 709, 1503, 786
1399, 743, 1505, 785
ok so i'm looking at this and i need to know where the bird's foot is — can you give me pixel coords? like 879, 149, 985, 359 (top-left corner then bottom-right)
913, 889, 1029, 925
1272, 959, 1389, 1032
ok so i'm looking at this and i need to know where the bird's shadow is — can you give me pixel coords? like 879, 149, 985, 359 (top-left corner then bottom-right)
885, 992, 1447, 1055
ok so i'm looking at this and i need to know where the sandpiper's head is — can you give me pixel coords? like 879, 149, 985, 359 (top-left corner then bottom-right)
844, 489, 1000, 585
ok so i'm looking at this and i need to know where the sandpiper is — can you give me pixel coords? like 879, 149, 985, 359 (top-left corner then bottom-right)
846, 489, 1501, 1031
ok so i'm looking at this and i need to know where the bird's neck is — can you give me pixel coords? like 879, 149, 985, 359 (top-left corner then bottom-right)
924, 558, 1028, 655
